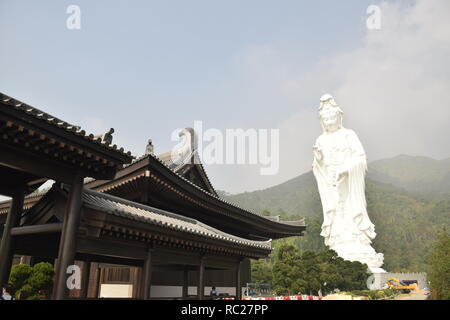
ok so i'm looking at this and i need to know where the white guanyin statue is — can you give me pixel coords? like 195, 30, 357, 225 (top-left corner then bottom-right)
312, 94, 385, 273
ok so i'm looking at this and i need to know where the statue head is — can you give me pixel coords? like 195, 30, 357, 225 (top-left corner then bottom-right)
318, 94, 343, 133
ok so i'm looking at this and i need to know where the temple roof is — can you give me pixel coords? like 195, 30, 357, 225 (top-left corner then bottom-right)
157, 150, 217, 196
81, 187, 271, 251
85, 152, 306, 240
1, 146, 306, 239
0, 92, 134, 186
9, 184, 272, 259
0, 92, 133, 159
0, 97, 305, 241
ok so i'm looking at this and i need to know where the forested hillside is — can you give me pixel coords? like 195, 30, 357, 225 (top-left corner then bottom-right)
369, 155, 450, 199
219, 155, 450, 272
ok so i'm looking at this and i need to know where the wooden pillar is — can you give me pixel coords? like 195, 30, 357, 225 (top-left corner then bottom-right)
0, 187, 25, 285
79, 260, 91, 299
197, 256, 205, 300
87, 263, 100, 298
142, 248, 153, 300
94, 266, 103, 298
134, 267, 142, 299
182, 267, 189, 299
53, 174, 84, 300
235, 260, 242, 300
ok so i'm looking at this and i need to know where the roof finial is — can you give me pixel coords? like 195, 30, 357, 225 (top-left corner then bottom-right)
145, 139, 154, 155
94, 128, 114, 145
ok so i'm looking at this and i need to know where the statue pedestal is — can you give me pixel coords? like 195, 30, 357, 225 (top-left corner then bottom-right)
331, 239, 385, 271
369, 267, 386, 274
367, 271, 387, 290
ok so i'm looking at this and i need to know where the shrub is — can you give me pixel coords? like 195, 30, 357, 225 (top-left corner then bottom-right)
349, 289, 370, 297
27, 262, 54, 294
15, 284, 33, 300
8, 262, 54, 300
427, 232, 450, 300
375, 290, 386, 299
349, 288, 398, 300
9, 264, 32, 293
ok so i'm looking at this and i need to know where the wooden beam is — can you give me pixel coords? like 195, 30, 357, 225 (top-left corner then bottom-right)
10, 223, 62, 236
75, 252, 143, 268
0, 142, 78, 184
76, 237, 147, 260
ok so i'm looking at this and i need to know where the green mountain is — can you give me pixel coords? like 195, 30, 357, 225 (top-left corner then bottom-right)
368, 155, 450, 199
219, 155, 450, 272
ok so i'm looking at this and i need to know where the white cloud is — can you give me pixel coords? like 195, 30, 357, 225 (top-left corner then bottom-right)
330, 0, 450, 161
211, 0, 450, 193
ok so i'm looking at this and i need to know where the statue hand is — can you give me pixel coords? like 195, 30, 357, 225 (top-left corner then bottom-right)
336, 167, 348, 183
313, 145, 323, 162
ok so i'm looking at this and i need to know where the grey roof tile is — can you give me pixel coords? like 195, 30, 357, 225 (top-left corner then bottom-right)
0, 92, 133, 159
81, 188, 272, 250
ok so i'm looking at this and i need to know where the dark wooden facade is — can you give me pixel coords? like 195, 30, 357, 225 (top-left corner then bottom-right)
10, 185, 266, 299
85, 153, 305, 241
0, 92, 133, 299
0, 92, 305, 300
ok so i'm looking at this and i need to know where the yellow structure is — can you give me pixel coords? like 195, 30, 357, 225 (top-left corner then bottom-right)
386, 278, 418, 293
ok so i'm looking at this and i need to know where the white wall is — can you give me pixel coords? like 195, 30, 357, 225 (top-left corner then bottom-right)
99, 284, 134, 298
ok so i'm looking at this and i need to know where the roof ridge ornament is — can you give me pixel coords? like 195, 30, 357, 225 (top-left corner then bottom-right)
171, 127, 198, 166
94, 128, 114, 145
145, 139, 154, 155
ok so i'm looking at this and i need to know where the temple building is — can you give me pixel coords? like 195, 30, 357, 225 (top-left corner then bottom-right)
0, 92, 305, 299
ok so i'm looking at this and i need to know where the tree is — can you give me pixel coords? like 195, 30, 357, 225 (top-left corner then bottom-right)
296, 216, 326, 253
427, 231, 450, 300
9, 264, 32, 294
337, 259, 368, 292
272, 244, 304, 295
251, 258, 273, 284
27, 262, 54, 296
315, 249, 343, 294
297, 250, 321, 295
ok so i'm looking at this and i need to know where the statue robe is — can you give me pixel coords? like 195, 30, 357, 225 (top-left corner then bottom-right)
312, 127, 376, 248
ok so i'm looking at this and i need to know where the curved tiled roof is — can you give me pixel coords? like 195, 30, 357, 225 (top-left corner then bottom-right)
156, 149, 218, 196
99, 151, 305, 231
1, 140, 305, 235
81, 188, 272, 251
0, 186, 53, 214
148, 152, 305, 228
0, 92, 133, 159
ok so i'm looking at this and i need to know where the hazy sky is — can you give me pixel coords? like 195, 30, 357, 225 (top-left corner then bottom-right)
1, 0, 449, 194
